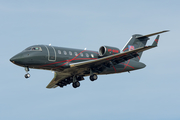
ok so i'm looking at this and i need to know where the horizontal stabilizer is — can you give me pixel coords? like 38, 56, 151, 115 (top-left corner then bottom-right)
136, 30, 169, 39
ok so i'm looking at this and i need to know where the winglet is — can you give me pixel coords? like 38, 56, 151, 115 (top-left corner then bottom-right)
152, 35, 160, 47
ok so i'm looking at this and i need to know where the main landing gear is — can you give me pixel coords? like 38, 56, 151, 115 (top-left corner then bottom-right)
72, 81, 80, 88
72, 76, 80, 88
56, 76, 82, 88
24, 67, 30, 78
56, 69, 99, 88
90, 74, 98, 81
89, 69, 98, 81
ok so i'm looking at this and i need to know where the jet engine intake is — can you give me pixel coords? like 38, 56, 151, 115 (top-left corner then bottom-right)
99, 46, 120, 57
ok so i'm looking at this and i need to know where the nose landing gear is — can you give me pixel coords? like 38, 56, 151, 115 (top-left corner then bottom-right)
25, 73, 30, 78
24, 67, 30, 78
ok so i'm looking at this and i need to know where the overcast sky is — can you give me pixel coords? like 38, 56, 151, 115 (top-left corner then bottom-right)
0, 0, 180, 120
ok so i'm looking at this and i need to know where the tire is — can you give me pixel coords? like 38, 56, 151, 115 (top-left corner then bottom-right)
90, 74, 98, 81
75, 81, 80, 87
25, 73, 30, 78
72, 83, 77, 88
72, 81, 80, 88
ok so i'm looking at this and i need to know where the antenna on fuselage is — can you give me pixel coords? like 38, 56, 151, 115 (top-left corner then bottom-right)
84, 48, 87, 50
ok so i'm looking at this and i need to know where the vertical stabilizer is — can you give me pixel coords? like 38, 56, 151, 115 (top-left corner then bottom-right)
122, 34, 149, 61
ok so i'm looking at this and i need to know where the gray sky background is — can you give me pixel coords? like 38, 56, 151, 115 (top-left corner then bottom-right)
0, 0, 180, 120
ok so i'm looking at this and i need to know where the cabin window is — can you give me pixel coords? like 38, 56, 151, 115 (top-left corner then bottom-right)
32, 47, 41, 50
91, 54, 94, 58
58, 50, 61, 54
74, 52, 78, 56
80, 53, 83, 57
25, 47, 42, 51
86, 53, 89, 57
69, 51, 72, 55
63, 51, 67, 55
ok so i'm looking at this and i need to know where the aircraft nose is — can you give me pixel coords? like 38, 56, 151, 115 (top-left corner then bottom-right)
10, 56, 19, 63
10, 56, 17, 63
10, 53, 23, 64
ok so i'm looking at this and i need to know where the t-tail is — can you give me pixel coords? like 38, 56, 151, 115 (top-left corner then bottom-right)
122, 30, 169, 61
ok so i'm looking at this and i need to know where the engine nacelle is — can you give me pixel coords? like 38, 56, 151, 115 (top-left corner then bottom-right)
99, 46, 120, 57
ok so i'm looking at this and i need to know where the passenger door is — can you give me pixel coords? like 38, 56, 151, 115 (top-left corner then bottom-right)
45, 45, 56, 61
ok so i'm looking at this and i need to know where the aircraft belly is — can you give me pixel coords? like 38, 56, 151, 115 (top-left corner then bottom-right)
101, 64, 125, 74
100, 60, 146, 74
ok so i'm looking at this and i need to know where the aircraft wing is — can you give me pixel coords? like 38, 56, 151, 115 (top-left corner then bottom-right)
46, 72, 71, 88
69, 35, 160, 69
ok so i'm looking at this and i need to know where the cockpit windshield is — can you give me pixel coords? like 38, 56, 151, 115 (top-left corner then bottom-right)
25, 47, 42, 51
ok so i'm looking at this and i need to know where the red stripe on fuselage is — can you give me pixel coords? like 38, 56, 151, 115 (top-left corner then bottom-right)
53, 50, 86, 69
121, 60, 135, 72
121, 62, 135, 69
39, 60, 68, 67
112, 66, 117, 73
54, 50, 98, 69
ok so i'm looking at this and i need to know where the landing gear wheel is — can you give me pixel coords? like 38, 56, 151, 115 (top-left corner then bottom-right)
25, 73, 30, 78
90, 74, 98, 81
24, 67, 30, 79
72, 81, 80, 88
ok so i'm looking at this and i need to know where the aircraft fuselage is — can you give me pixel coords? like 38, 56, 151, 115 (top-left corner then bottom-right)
10, 45, 146, 76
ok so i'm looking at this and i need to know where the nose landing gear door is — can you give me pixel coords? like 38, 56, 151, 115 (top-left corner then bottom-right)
45, 45, 56, 61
